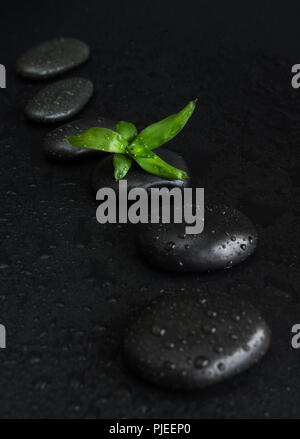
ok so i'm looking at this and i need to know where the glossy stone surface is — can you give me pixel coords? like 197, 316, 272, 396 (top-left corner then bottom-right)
16, 37, 90, 79
25, 78, 93, 123
43, 116, 115, 162
91, 148, 191, 193
123, 290, 271, 390
136, 204, 257, 272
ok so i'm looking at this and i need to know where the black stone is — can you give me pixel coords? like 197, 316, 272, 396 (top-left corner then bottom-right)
91, 148, 191, 193
123, 290, 271, 390
135, 204, 257, 272
16, 37, 90, 79
43, 117, 116, 162
25, 78, 93, 123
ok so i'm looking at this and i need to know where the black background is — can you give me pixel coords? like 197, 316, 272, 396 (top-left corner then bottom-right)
1, 0, 300, 418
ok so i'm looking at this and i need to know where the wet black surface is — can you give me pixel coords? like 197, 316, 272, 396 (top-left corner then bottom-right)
1, 0, 300, 419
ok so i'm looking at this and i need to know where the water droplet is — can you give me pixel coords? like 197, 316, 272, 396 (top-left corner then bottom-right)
203, 324, 216, 334
165, 342, 175, 350
151, 325, 166, 336
164, 361, 176, 370
165, 242, 176, 251
232, 314, 241, 321
194, 356, 209, 369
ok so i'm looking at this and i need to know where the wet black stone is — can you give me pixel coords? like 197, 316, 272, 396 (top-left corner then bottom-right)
25, 78, 93, 123
16, 37, 90, 79
123, 290, 271, 390
136, 204, 257, 272
91, 148, 191, 193
43, 117, 115, 162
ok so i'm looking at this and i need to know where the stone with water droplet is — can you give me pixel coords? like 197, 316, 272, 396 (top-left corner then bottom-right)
25, 77, 93, 123
123, 290, 270, 390
135, 204, 257, 272
43, 116, 115, 162
16, 37, 90, 79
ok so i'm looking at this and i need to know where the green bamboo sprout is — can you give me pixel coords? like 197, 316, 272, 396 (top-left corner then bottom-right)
115, 120, 137, 142
113, 121, 137, 179
67, 127, 128, 153
133, 153, 188, 180
113, 153, 132, 180
67, 100, 197, 180
129, 99, 197, 152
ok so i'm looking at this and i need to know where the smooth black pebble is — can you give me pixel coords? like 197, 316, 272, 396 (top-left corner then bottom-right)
25, 78, 93, 123
136, 204, 257, 271
43, 117, 116, 162
91, 148, 191, 193
16, 37, 90, 79
123, 290, 270, 390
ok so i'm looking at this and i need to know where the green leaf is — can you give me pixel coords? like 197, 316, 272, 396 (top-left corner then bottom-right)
67, 127, 128, 153
130, 99, 197, 151
115, 121, 138, 142
132, 152, 188, 180
113, 153, 132, 180
126, 143, 156, 158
